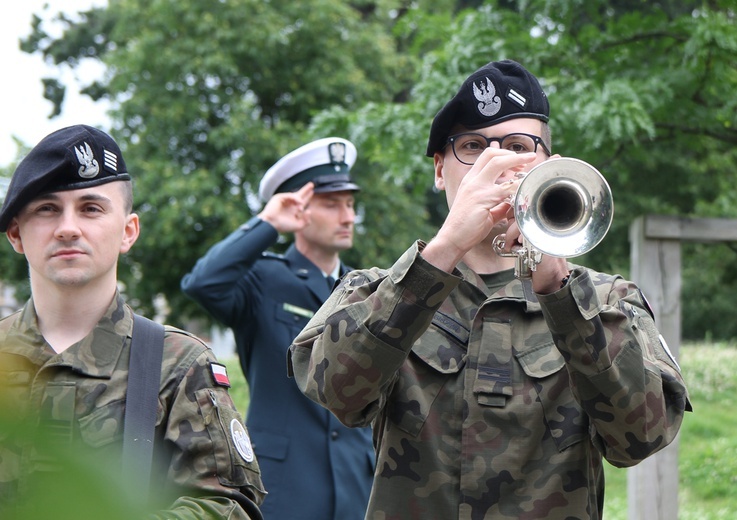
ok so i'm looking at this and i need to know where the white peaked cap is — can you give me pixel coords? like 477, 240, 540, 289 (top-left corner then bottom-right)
258, 137, 359, 202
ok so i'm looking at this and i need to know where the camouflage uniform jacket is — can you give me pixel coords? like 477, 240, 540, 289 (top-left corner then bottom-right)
289, 241, 691, 520
0, 292, 266, 519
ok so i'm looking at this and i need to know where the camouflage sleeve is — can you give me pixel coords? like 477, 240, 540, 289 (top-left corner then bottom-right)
150, 330, 266, 519
536, 267, 691, 467
288, 241, 460, 427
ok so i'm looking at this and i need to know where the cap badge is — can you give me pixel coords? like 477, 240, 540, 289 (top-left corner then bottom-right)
328, 142, 346, 171
74, 142, 100, 179
473, 77, 502, 117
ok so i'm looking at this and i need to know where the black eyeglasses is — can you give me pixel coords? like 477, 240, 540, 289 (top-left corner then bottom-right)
446, 132, 552, 165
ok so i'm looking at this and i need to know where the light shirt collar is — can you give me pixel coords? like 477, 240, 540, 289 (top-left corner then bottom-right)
323, 263, 341, 280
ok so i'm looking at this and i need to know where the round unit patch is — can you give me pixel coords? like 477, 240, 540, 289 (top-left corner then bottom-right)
230, 418, 255, 462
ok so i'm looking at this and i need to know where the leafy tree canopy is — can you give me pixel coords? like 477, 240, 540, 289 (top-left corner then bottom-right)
4, 0, 736, 339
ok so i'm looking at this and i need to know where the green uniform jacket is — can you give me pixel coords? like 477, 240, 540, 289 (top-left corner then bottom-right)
289, 241, 691, 520
0, 292, 265, 519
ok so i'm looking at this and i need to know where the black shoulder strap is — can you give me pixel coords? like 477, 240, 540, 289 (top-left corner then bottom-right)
122, 313, 165, 500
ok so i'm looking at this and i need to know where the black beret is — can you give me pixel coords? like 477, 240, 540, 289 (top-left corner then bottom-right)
426, 60, 549, 156
0, 125, 130, 232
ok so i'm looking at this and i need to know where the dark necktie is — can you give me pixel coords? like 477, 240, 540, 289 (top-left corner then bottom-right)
326, 275, 335, 291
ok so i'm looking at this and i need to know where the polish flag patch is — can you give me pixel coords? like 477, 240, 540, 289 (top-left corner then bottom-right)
210, 362, 231, 387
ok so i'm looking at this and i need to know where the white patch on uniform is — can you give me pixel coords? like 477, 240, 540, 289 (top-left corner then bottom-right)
659, 334, 681, 371
230, 419, 254, 462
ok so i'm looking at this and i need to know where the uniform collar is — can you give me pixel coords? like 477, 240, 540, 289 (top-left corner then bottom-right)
285, 244, 339, 300
456, 262, 542, 313
10, 291, 131, 378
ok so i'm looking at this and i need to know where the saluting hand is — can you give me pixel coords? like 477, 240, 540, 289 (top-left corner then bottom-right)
258, 182, 314, 234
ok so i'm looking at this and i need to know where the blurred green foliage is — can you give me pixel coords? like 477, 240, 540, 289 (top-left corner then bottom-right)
1, 0, 736, 339
0, 414, 145, 520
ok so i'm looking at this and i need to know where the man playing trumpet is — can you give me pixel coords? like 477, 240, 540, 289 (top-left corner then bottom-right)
288, 60, 691, 520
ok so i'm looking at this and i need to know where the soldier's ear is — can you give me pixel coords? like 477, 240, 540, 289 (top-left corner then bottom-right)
434, 153, 446, 191
5, 219, 25, 254
120, 213, 140, 254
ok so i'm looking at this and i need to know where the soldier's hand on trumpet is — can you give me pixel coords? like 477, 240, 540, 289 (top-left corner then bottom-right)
422, 148, 534, 273
501, 214, 572, 295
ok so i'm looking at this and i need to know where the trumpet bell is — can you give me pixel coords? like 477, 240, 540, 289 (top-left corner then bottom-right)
514, 157, 613, 258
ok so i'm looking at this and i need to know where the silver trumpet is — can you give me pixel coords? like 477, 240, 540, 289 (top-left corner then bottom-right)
492, 157, 613, 278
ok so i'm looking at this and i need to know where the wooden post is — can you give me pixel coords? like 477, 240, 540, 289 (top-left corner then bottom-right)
628, 216, 681, 520
627, 215, 737, 519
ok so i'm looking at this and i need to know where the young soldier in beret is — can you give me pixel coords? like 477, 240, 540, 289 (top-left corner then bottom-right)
288, 60, 691, 519
0, 125, 265, 519
181, 138, 374, 520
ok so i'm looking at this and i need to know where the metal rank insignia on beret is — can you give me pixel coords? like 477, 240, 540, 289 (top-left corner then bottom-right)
258, 137, 360, 201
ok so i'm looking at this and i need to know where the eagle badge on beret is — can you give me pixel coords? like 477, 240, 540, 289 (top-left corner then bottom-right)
473, 77, 502, 117
75, 142, 100, 179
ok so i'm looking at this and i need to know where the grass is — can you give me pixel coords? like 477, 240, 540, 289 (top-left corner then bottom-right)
224, 342, 737, 518
224, 358, 249, 410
